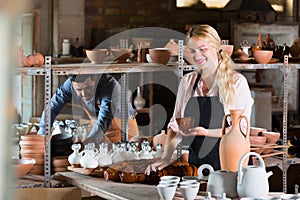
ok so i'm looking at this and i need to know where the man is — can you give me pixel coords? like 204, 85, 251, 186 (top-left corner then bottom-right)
38, 74, 139, 144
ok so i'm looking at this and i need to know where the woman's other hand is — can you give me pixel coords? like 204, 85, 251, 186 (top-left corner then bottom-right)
178, 127, 208, 137
144, 158, 171, 175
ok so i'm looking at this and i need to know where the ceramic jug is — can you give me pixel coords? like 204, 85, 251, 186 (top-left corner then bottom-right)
80, 143, 99, 170
207, 170, 238, 198
219, 109, 250, 172
97, 142, 113, 167
237, 152, 273, 198
68, 143, 82, 167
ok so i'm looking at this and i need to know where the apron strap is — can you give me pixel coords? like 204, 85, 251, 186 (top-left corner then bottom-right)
192, 73, 201, 96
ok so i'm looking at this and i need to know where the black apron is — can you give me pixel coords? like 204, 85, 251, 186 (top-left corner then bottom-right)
184, 73, 225, 170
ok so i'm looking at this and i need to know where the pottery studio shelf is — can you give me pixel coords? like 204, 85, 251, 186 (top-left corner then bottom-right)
15, 58, 300, 193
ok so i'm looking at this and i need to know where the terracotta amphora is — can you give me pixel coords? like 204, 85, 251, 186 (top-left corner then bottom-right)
219, 109, 250, 172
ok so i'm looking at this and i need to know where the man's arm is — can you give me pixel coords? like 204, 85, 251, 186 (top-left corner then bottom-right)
38, 79, 73, 134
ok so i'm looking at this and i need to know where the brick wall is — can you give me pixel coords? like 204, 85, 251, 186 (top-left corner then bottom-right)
84, 0, 226, 48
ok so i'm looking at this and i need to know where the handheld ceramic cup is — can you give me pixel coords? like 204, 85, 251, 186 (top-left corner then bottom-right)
157, 184, 177, 200
180, 183, 200, 200
160, 175, 180, 184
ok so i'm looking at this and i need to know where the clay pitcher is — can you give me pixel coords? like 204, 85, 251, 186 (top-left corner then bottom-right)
219, 109, 250, 172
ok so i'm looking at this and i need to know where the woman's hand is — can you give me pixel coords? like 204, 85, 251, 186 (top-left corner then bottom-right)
178, 127, 208, 137
145, 158, 171, 175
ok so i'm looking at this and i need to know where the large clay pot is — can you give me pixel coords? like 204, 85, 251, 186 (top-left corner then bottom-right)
219, 109, 250, 172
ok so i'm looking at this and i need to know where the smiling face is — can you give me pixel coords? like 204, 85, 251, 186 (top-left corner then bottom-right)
187, 37, 219, 73
72, 77, 96, 101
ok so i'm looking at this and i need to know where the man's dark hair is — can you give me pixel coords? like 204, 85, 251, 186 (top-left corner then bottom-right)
68, 74, 97, 83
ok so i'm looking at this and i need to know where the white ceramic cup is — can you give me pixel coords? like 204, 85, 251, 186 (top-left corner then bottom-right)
157, 184, 177, 200
160, 175, 180, 184
182, 176, 201, 182
180, 184, 200, 200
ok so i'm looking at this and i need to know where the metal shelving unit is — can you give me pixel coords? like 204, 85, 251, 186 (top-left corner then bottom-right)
16, 58, 300, 191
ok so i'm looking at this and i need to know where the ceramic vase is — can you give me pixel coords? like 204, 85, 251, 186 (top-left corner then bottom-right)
68, 143, 82, 167
219, 109, 250, 172
134, 86, 146, 109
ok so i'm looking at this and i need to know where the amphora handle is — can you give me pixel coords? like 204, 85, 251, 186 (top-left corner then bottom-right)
222, 113, 250, 138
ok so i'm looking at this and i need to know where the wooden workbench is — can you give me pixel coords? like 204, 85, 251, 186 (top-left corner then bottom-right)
53, 172, 160, 200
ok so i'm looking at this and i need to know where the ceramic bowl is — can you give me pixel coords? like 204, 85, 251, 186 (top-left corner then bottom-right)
221, 45, 234, 56
180, 184, 200, 200
250, 127, 267, 136
52, 156, 70, 167
249, 136, 267, 146
261, 131, 280, 144
252, 50, 273, 64
149, 48, 172, 65
111, 48, 132, 63
181, 176, 201, 182
21, 134, 44, 141
160, 175, 180, 184
157, 184, 177, 200
176, 116, 195, 132
12, 158, 36, 178
85, 49, 108, 64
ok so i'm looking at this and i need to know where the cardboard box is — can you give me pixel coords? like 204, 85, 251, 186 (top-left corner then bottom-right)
15, 187, 81, 200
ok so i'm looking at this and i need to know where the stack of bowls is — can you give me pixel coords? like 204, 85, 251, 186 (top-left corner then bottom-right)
157, 176, 180, 200
51, 133, 73, 157
19, 135, 45, 175
52, 156, 70, 173
179, 179, 200, 200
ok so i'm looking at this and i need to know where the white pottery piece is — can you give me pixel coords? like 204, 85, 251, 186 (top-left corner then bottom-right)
80, 143, 99, 170
68, 143, 82, 167
207, 170, 238, 198
237, 152, 273, 198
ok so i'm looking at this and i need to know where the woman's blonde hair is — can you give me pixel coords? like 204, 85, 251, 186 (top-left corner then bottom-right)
186, 24, 235, 107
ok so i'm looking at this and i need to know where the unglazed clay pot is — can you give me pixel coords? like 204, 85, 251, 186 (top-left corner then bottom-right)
207, 170, 238, 198
219, 109, 250, 172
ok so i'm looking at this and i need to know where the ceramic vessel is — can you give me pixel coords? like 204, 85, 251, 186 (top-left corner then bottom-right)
68, 143, 82, 167
207, 170, 238, 198
85, 49, 107, 64
157, 183, 177, 200
176, 116, 195, 132
149, 48, 171, 65
261, 131, 280, 144
80, 143, 99, 170
250, 127, 267, 136
12, 158, 36, 178
110, 48, 132, 63
219, 109, 250, 172
133, 86, 146, 109
180, 183, 200, 200
237, 152, 273, 198
252, 50, 273, 64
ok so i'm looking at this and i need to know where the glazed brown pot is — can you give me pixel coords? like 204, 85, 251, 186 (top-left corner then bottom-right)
149, 48, 171, 65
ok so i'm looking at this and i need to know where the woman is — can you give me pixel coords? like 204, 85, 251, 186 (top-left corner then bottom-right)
145, 24, 253, 174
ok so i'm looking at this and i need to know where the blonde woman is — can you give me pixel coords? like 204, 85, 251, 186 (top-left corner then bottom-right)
146, 25, 253, 174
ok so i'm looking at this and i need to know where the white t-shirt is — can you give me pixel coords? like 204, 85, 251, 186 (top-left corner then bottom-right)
168, 71, 253, 133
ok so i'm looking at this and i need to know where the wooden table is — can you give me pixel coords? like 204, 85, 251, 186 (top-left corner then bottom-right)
53, 172, 160, 200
